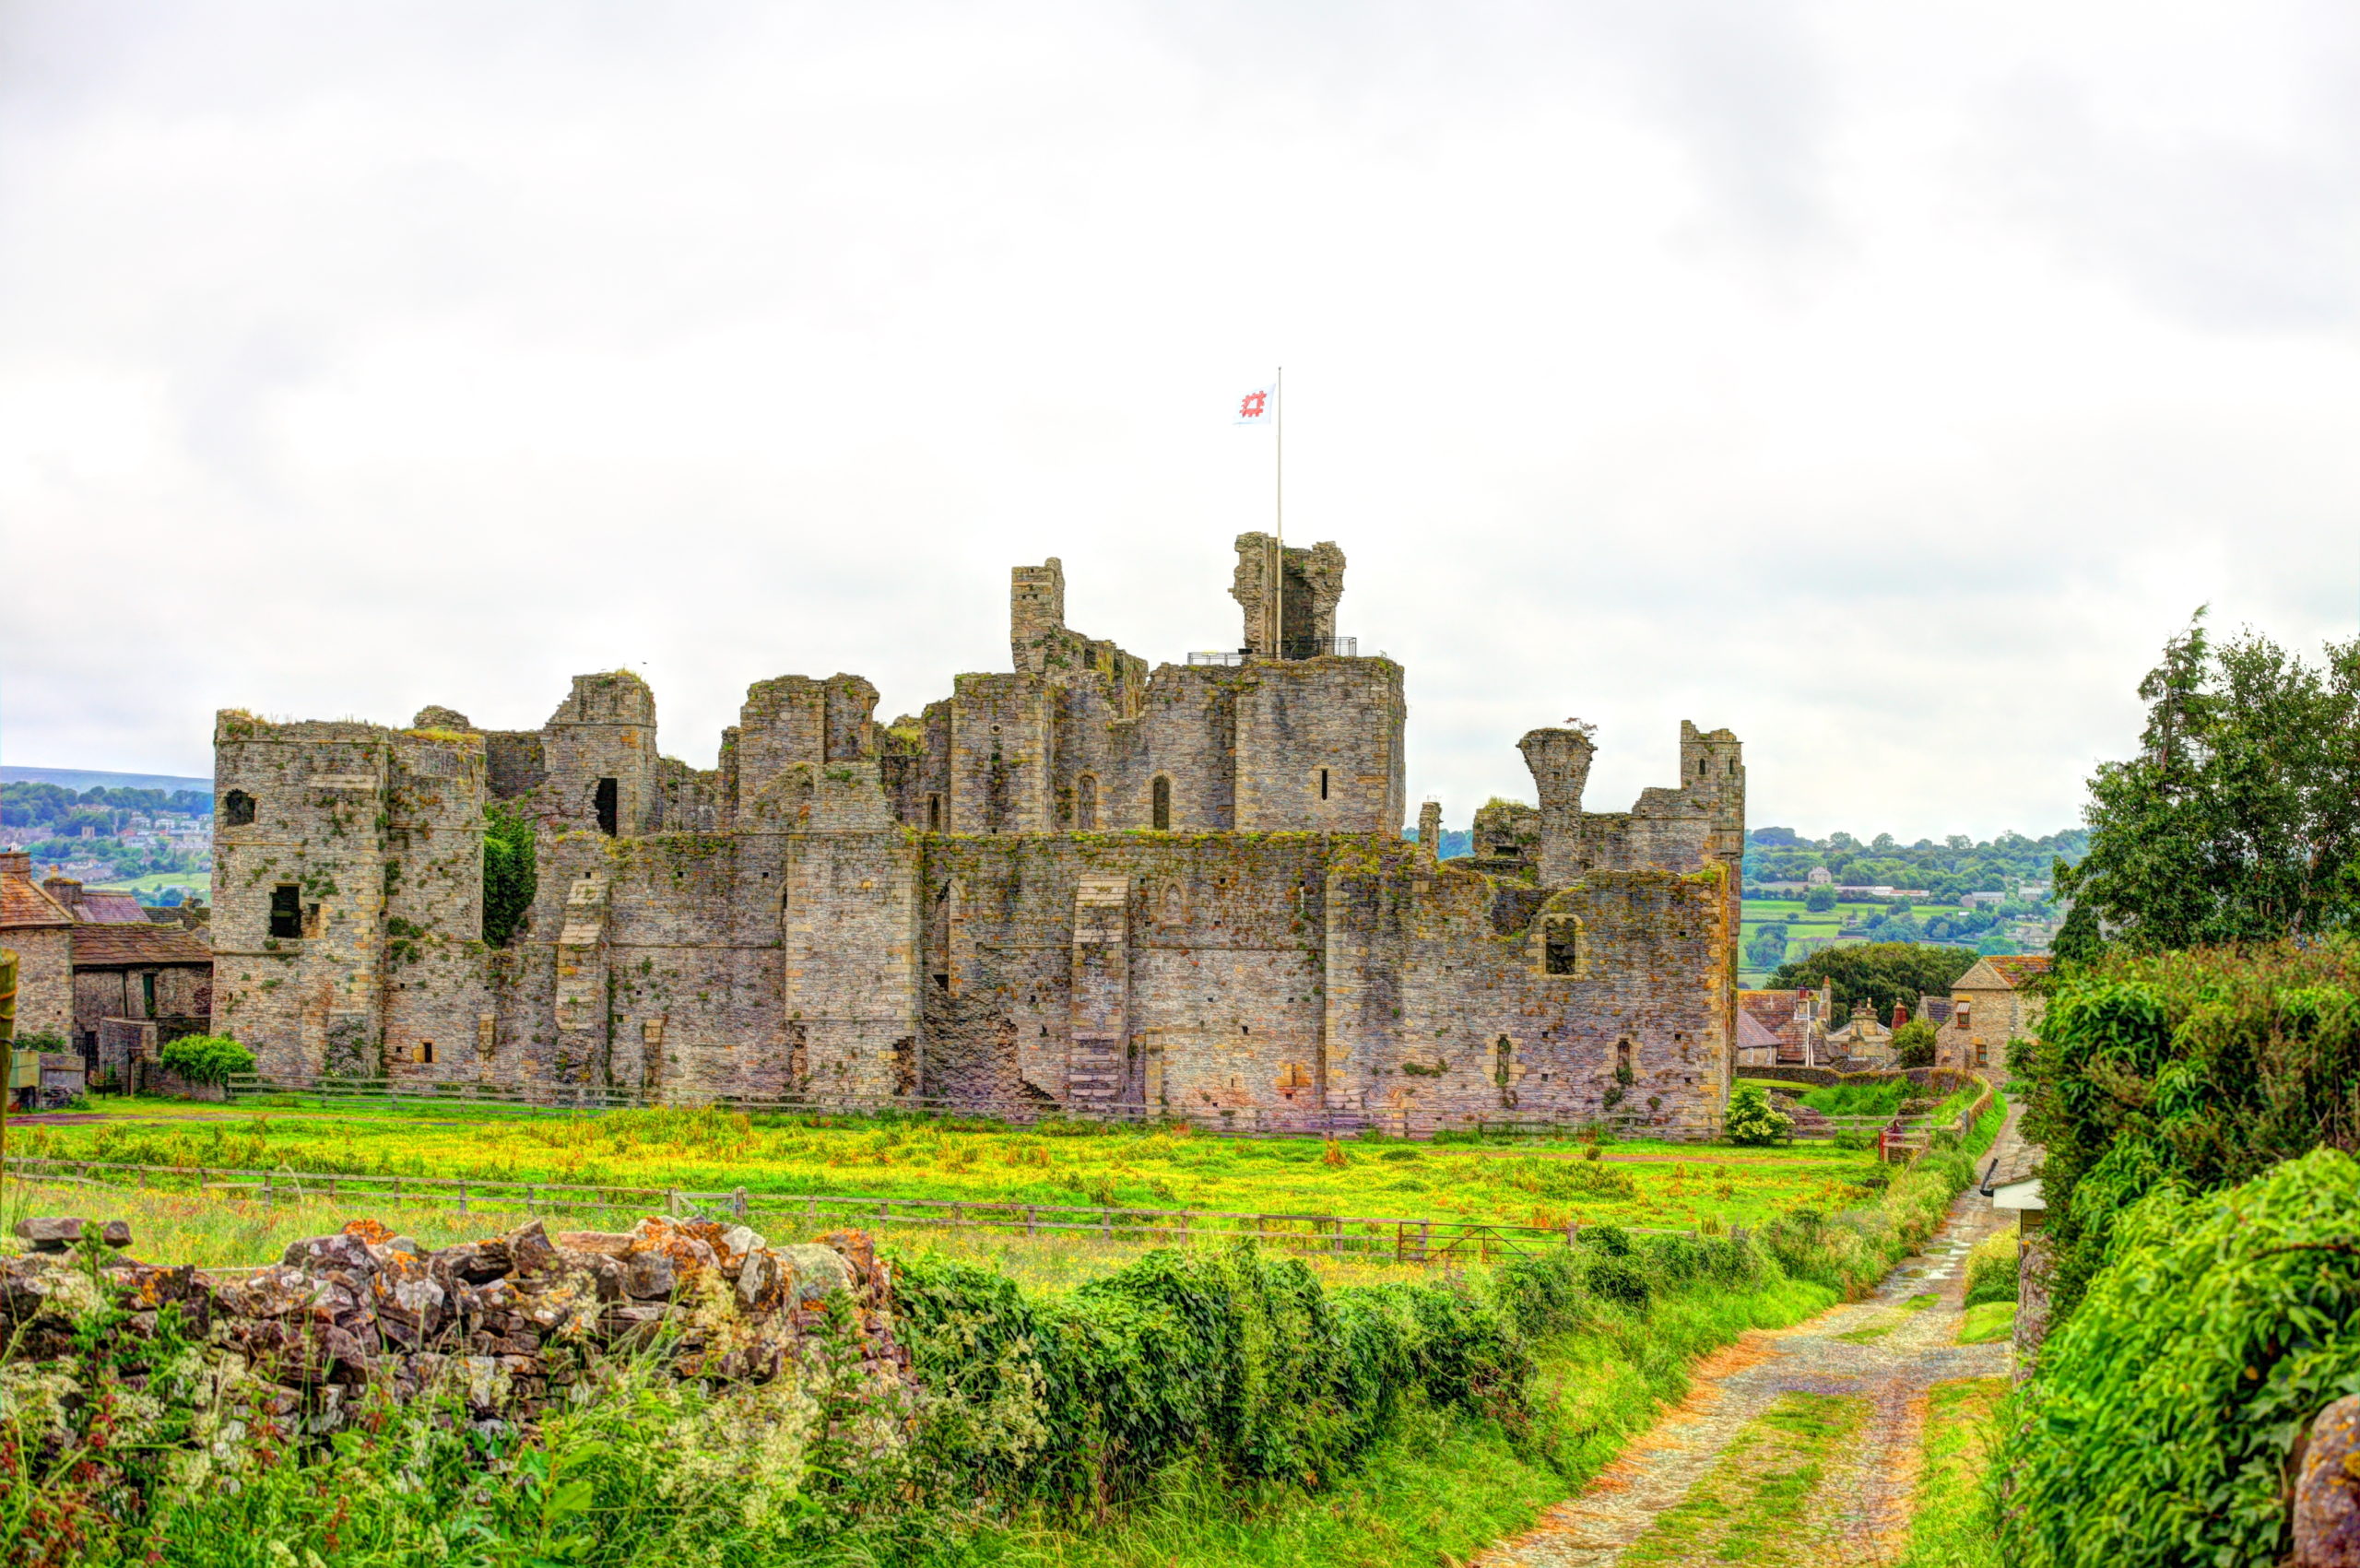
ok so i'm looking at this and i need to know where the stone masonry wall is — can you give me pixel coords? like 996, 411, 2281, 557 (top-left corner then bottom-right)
207, 541, 1737, 1129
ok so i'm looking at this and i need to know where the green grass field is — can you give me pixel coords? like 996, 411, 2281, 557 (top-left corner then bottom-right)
1739, 897, 1859, 984
8, 1096, 1883, 1235
83, 870, 210, 899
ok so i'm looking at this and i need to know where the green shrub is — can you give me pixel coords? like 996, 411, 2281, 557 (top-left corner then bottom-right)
1996, 1149, 2360, 1568
2020, 941, 2360, 1320
157, 1033, 255, 1085
1798, 1078, 1907, 1117
482, 799, 537, 946
1961, 1232, 2017, 1307
1723, 1082, 1793, 1146
1891, 1018, 1938, 1068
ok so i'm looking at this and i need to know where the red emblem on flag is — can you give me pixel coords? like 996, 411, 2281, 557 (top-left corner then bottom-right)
1238, 390, 1268, 419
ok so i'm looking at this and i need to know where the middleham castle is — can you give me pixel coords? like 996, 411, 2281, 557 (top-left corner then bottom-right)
209, 536, 1747, 1131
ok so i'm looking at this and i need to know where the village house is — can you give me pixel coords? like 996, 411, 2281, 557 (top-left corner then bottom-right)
1937, 954, 2051, 1080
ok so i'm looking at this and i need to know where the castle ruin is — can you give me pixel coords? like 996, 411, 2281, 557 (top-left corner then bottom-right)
209, 535, 1744, 1131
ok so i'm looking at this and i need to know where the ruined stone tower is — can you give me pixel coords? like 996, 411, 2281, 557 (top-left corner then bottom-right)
209, 536, 1742, 1134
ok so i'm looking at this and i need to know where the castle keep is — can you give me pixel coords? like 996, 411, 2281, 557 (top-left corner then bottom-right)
211, 536, 1745, 1131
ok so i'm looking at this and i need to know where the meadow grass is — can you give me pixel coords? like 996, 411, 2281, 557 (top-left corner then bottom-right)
1956, 1302, 2015, 1345
13, 1096, 1882, 1234
0, 1177, 1440, 1295
1894, 1377, 2006, 1568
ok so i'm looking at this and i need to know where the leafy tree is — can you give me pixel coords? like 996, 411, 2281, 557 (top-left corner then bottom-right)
2050, 899, 2104, 965
2059, 609, 2360, 949
1891, 1018, 1938, 1068
1744, 924, 1789, 969
1722, 1082, 1792, 1146
1766, 942, 1979, 1020
482, 801, 538, 946
1804, 886, 1836, 914
159, 1034, 256, 1085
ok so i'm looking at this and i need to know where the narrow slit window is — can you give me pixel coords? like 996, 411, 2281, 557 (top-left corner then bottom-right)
1151, 776, 1172, 831
594, 778, 620, 836
1077, 773, 1098, 830
927, 794, 942, 831
1318, 768, 1329, 800
140, 973, 157, 1017
268, 885, 301, 939
222, 790, 255, 827
419, 1040, 436, 1065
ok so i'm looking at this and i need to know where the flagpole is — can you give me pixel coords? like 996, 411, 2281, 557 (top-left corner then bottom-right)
1274, 365, 1283, 657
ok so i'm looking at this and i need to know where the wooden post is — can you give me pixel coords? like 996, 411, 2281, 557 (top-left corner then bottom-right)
732, 1186, 748, 1220
1025, 1205, 1038, 1236
1418, 1220, 1431, 1263
457, 1179, 468, 1217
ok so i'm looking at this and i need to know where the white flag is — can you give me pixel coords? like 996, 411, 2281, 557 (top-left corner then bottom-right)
1233, 383, 1276, 426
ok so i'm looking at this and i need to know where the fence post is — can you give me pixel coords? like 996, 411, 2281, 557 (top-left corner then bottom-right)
732, 1186, 748, 1220
666, 1188, 679, 1219
457, 1180, 468, 1217
1025, 1205, 1038, 1236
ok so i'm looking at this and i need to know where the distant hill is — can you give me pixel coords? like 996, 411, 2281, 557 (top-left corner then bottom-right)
0, 765, 211, 795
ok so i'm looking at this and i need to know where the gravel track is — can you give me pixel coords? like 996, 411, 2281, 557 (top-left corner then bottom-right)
1479, 1113, 2025, 1567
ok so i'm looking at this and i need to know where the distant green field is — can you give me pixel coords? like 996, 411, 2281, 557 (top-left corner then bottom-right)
88, 871, 211, 899
1738, 897, 1858, 984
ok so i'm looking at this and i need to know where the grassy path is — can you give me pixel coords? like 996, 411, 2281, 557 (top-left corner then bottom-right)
1478, 1118, 2022, 1567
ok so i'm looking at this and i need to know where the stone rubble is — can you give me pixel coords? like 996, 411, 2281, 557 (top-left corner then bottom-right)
0, 1213, 904, 1431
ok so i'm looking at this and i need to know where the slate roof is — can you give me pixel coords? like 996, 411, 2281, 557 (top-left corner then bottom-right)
0, 871, 73, 928
69, 922, 213, 968
1918, 996, 1954, 1024
1985, 955, 2054, 989
75, 889, 150, 925
1735, 1009, 1782, 1051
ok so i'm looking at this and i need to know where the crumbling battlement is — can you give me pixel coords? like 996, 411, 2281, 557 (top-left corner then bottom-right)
208, 540, 1740, 1131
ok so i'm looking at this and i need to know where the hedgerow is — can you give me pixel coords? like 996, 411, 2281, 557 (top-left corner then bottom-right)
1994, 1149, 2360, 1568
2017, 940, 2360, 1320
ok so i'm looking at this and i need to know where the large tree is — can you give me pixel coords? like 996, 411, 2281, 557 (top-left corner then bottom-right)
1764, 941, 1979, 1020
2059, 610, 2360, 950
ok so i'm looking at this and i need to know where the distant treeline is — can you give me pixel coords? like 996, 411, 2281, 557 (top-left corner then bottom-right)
1, 781, 212, 831
1743, 826, 2085, 900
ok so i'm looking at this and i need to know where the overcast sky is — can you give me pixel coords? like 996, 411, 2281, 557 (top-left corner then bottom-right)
5, 2, 2356, 838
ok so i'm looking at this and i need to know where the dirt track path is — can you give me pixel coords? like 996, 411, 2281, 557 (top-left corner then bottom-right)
1478, 1116, 2024, 1568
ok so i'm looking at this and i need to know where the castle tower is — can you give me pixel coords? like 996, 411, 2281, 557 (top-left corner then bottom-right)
542, 672, 658, 838
1231, 533, 1346, 658
1010, 559, 1066, 675
1519, 725, 1598, 888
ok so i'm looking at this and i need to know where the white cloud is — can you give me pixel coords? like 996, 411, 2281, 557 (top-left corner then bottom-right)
5, 0, 2358, 839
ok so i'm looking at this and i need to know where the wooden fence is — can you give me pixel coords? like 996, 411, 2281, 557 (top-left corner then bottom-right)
217, 1074, 1908, 1144
1, 1154, 1722, 1267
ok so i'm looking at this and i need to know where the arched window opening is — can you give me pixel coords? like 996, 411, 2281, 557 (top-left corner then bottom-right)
1697, 758, 1707, 776
927, 794, 942, 831
1077, 773, 1099, 830
1494, 1037, 1517, 1109
1151, 776, 1172, 831
594, 778, 619, 836
222, 789, 255, 827
1616, 1038, 1634, 1074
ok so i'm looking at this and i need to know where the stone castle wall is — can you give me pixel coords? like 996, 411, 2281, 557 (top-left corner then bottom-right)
206, 536, 1742, 1131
